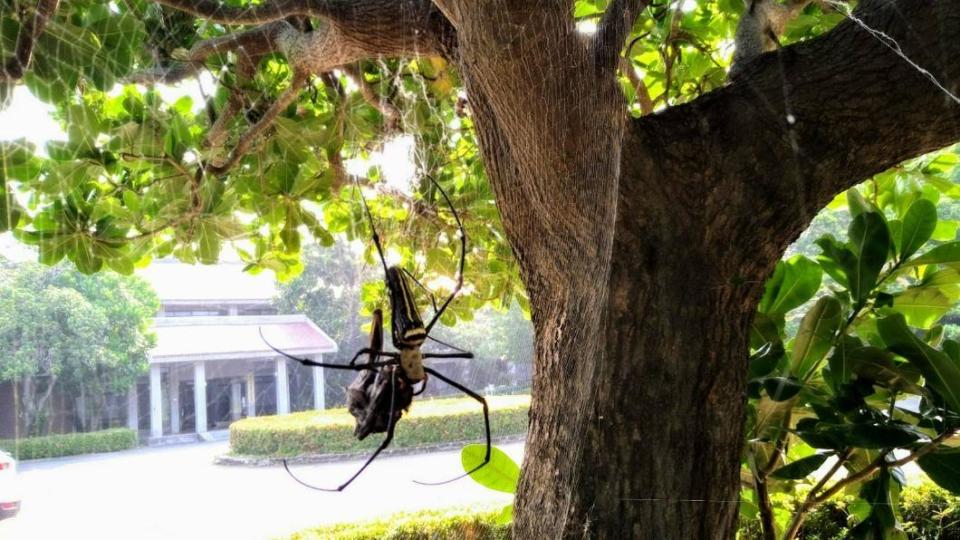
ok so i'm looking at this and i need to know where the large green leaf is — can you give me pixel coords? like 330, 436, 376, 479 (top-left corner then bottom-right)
770, 453, 830, 480
846, 347, 925, 396
904, 241, 960, 267
849, 470, 906, 540
897, 199, 937, 260
918, 446, 960, 494
878, 314, 960, 414
847, 212, 891, 302
461, 444, 520, 494
758, 256, 823, 317
790, 296, 843, 378
762, 376, 803, 402
891, 287, 951, 329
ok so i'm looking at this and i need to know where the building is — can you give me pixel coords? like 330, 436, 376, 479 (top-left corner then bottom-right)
130, 260, 337, 442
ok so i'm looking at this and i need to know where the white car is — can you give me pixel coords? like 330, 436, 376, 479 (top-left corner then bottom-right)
0, 451, 20, 520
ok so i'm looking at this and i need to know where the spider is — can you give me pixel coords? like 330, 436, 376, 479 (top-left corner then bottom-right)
261, 175, 490, 491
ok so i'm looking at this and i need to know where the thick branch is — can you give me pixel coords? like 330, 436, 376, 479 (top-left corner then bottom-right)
627, 0, 960, 270
594, 0, 648, 70
155, 0, 454, 57
128, 23, 282, 84
1, 0, 60, 81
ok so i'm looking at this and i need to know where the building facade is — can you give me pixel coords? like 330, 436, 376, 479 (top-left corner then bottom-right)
133, 260, 337, 442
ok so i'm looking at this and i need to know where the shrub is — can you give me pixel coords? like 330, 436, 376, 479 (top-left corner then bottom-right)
231, 394, 529, 457
737, 482, 960, 539
902, 483, 960, 540
0, 428, 138, 460
287, 507, 510, 540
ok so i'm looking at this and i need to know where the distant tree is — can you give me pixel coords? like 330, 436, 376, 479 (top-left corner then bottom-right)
0, 259, 158, 435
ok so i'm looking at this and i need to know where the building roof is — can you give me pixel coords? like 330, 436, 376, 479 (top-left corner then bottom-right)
137, 260, 276, 304
150, 314, 338, 364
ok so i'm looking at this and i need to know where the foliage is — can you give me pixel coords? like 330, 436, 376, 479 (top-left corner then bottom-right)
0, 0, 843, 318
0, 258, 158, 434
0, 427, 137, 460
230, 394, 529, 457
742, 149, 960, 539
740, 483, 960, 540
286, 506, 511, 540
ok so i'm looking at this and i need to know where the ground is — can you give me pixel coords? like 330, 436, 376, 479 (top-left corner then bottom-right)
0, 440, 521, 539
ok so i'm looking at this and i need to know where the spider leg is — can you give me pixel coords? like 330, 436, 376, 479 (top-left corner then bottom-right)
422, 352, 474, 360
402, 267, 439, 313
413, 367, 490, 486
260, 328, 399, 370
283, 369, 399, 492
424, 175, 466, 333
353, 181, 390, 275
423, 338, 473, 356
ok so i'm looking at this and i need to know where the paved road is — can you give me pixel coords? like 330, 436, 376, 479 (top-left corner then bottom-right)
0, 441, 522, 540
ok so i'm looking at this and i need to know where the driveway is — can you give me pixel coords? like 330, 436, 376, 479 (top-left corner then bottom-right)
0, 441, 522, 540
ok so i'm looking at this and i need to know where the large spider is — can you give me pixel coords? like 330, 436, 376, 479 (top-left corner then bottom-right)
261, 176, 490, 491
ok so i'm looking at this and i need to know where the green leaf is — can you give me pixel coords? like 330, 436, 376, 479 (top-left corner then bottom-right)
762, 377, 803, 402
770, 453, 830, 480
758, 256, 823, 317
750, 312, 782, 349
878, 314, 960, 414
891, 287, 951, 329
196, 222, 222, 265
816, 236, 854, 288
847, 189, 875, 217
461, 444, 520, 494
849, 470, 906, 540
847, 212, 891, 302
749, 342, 785, 379
790, 296, 843, 378
847, 347, 925, 396
904, 241, 960, 267
897, 199, 937, 260
918, 446, 960, 494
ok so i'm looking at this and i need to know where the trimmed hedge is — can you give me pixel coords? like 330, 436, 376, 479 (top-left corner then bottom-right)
231, 394, 529, 457
288, 507, 510, 540
0, 428, 138, 460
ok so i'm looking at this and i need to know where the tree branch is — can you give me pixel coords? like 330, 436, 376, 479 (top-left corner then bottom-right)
127, 23, 283, 84
1, 0, 60, 82
155, 0, 454, 57
343, 63, 402, 132
626, 0, 960, 265
594, 0, 648, 71
206, 72, 309, 175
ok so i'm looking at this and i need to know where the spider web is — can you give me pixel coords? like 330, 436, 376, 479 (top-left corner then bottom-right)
0, 0, 957, 537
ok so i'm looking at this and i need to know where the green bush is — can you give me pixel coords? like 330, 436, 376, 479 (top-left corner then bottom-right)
0, 428, 138, 460
902, 483, 960, 540
287, 507, 510, 540
738, 482, 960, 539
231, 394, 529, 457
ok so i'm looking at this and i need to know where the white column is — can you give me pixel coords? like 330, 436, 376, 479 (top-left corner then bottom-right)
276, 357, 290, 415
230, 380, 242, 421
169, 369, 181, 434
312, 358, 325, 410
127, 384, 139, 431
245, 372, 256, 418
149, 366, 163, 439
194, 361, 207, 434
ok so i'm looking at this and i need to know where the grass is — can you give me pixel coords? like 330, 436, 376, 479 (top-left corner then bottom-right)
230, 394, 530, 457
285, 506, 511, 540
